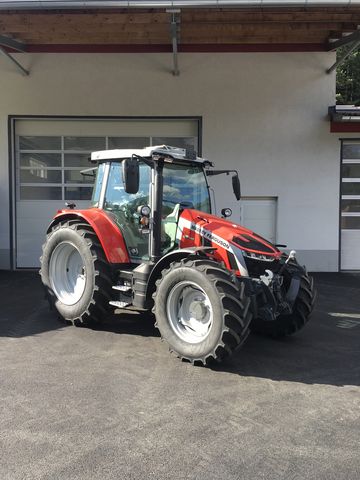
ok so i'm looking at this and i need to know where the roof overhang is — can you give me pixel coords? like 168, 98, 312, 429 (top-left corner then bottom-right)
1, 3, 360, 53
1, 3, 359, 75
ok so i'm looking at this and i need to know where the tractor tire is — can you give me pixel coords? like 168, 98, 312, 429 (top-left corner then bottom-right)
40, 219, 113, 326
251, 267, 316, 338
152, 258, 252, 366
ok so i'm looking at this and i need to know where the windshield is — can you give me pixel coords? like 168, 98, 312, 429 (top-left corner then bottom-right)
161, 163, 210, 254
162, 163, 211, 214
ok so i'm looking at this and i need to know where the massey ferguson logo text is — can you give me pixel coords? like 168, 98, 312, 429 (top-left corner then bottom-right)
190, 222, 230, 250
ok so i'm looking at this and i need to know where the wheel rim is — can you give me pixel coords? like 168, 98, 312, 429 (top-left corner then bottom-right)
49, 242, 86, 306
166, 281, 213, 344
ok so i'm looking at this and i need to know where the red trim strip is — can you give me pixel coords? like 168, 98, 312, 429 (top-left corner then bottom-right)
331, 122, 360, 133
180, 43, 326, 53
23, 43, 326, 53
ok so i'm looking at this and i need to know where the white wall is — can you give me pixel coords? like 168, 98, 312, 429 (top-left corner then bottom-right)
0, 51, 338, 270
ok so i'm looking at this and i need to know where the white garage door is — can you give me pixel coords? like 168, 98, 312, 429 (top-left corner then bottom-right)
14, 118, 199, 268
341, 141, 360, 270
240, 197, 277, 244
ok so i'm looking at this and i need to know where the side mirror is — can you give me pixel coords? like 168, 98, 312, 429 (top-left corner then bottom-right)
122, 157, 139, 194
232, 174, 241, 201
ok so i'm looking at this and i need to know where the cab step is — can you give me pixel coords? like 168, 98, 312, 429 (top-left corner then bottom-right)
112, 285, 132, 292
109, 300, 131, 309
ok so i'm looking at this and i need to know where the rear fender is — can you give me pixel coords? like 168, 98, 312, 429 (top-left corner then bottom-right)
47, 208, 130, 264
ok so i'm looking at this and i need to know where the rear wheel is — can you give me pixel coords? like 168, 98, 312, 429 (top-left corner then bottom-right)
152, 258, 252, 365
251, 267, 316, 337
40, 220, 113, 326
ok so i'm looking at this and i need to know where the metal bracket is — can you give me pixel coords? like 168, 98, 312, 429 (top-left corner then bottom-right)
0, 35, 29, 76
328, 29, 360, 52
326, 28, 360, 75
167, 9, 180, 76
0, 47, 29, 76
327, 39, 360, 75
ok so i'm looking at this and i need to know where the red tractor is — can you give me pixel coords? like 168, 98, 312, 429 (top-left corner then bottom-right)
40, 145, 316, 365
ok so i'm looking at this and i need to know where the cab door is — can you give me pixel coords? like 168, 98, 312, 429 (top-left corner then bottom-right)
103, 161, 151, 261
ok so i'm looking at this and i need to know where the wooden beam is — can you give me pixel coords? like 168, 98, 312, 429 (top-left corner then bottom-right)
0, 21, 355, 34
2, 8, 358, 48
23, 43, 326, 53
1, 10, 360, 28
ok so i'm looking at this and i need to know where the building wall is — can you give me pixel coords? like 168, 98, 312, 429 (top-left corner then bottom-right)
0, 51, 338, 270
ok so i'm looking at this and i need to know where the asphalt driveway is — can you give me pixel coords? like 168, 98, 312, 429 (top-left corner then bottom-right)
0, 271, 359, 480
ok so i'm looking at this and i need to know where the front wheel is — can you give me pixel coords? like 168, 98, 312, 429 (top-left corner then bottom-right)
40, 220, 113, 326
152, 258, 252, 365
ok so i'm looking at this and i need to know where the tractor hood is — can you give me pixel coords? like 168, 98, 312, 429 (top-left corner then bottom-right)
178, 209, 282, 260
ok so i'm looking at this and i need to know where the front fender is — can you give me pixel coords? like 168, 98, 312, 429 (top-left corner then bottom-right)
145, 247, 216, 306
47, 208, 130, 264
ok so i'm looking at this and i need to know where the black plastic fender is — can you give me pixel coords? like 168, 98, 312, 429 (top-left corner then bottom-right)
144, 247, 216, 307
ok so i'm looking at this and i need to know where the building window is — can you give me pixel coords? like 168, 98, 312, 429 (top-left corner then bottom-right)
17, 135, 197, 201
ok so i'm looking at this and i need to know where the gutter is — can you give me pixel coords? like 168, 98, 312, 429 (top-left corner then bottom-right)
0, 0, 360, 9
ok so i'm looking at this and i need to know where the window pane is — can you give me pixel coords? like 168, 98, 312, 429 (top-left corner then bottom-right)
108, 137, 149, 149
20, 186, 62, 200
20, 153, 61, 168
64, 153, 91, 168
64, 137, 105, 151
20, 169, 62, 183
91, 164, 104, 207
104, 162, 150, 260
342, 199, 360, 212
342, 182, 360, 195
341, 216, 360, 229
162, 163, 210, 214
65, 186, 93, 200
342, 164, 360, 178
152, 137, 196, 150
343, 144, 360, 159
19, 136, 61, 150
64, 170, 94, 184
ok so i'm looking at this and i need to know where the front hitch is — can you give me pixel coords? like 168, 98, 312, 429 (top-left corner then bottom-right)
245, 264, 301, 322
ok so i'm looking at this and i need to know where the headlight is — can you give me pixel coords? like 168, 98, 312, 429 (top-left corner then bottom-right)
241, 250, 275, 262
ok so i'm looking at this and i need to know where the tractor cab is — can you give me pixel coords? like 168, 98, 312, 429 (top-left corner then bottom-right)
89, 145, 239, 263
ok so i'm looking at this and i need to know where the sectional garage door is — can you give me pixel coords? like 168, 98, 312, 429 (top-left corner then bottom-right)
13, 118, 199, 268
341, 140, 360, 270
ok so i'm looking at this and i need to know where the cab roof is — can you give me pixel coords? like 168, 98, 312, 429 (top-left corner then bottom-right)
90, 145, 211, 166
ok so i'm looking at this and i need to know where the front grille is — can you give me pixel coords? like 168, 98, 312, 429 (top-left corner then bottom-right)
244, 256, 280, 277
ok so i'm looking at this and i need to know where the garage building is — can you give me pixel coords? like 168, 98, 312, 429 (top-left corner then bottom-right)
1, 1, 360, 271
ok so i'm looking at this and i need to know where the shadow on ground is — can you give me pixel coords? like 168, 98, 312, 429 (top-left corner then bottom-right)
0, 270, 359, 387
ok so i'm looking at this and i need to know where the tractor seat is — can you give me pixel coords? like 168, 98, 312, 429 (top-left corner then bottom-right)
163, 203, 180, 250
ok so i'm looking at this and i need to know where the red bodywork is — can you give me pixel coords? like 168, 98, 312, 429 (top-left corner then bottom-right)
50, 208, 130, 264
50, 207, 281, 272
178, 209, 282, 273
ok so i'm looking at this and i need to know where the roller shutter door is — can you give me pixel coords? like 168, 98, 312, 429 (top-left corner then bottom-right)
14, 118, 199, 268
